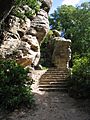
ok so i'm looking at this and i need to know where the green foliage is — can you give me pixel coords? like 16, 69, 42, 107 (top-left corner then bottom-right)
25, 9, 36, 18
15, 0, 40, 12
0, 60, 34, 110
12, 0, 40, 19
68, 55, 90, 98
49, 5, 76, 31
12, 8, 25, 19
49, 2, 90, 55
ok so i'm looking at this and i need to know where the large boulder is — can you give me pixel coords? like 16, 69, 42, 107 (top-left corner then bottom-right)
52, 37, 71, 70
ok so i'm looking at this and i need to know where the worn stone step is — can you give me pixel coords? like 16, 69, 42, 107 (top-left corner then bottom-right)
38, 68, 70, 92
47, 68, 68, 71
39, 81, 68, 84
41, 75, 68, 78
47, 69, 68, 73
39, 78, 68, 82
44, 72, 68, 74
40, 78, 67, 81
41, 75, 68, 77
39, 84, 67, 88
39, 81, 68, 85
41, 76, 68, 79
43, 71, 68, 73
39, 87, 68, 92
45, 69, 68, 71
41, 74, 68, 76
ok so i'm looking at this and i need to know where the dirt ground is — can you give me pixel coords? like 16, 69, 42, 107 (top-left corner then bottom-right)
0, 70, 90, 120
0, 91, 90, 120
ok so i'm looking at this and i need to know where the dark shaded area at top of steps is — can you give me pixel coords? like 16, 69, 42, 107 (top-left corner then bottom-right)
39, 68, 70, 92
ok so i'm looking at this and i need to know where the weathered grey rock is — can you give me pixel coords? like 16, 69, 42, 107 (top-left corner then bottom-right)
8, 15, 31, 36
17, 35, 40, 67
41, 0, 53, 12
0, 31, 21, 58
0, 0, 52, 67
29, 9, 49, 43
52, 30, 60, 37
0, 33, 40, 66
52, 37, 71, 70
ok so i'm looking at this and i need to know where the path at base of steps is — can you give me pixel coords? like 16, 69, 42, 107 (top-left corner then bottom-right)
0, 69, 90, 120
1, 91, 90, 120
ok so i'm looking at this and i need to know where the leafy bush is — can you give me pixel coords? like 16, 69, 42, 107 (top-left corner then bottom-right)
68, 55, 90, 98
12, 0, 40, 19
15, 0, 40, 12
0, 60, 34, 110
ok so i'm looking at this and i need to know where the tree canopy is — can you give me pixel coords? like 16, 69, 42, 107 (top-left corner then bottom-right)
49, 2, 90, 55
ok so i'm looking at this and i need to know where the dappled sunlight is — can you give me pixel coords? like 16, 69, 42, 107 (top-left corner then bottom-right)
31, 69, 47, 95
32, 87, 46, 95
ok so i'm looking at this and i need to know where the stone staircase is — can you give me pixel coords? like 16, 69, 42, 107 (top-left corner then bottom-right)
39, 68, 70, 91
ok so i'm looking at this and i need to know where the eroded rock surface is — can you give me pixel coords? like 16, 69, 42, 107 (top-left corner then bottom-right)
40, 0, 52, 12
0, 0, 52, 67
52, 37, 71, 70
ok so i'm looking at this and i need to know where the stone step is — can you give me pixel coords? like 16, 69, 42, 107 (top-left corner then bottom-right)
41, 74, 68, 76
45, 69, 68, 71
39, 78, 68, 82
42, 71, 68, 73
40, 76, 68, 79
40, 78, 67, 81
39, 84, 67, 88
38, 68, 70, 92
44, 72, 68, 74
39, 87, 68, 92
47, 68, 68, 71
40, 73, 68, 76
39, 81, 68, 85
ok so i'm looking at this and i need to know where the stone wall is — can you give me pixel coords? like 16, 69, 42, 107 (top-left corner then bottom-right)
0, 0, 52, 67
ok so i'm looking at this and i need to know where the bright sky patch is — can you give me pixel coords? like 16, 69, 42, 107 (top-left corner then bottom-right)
62, 0, 80, 6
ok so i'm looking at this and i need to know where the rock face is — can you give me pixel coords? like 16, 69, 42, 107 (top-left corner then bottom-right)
40, 0, 52, 12
0, 0, 52, 67
29, 9, 49, 43
52, 37, 71, 70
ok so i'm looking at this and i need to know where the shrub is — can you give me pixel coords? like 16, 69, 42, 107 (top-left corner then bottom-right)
0, 60, 34, 110
12, 0, 40, 19
68, 55, 90, 98
15, 0, 40, 12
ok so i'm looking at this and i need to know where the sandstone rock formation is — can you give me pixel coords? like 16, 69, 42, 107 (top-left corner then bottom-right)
40, 0, 52, 12
0, 0, 52, 67
52, 37, 71, 70
29, 9, 49, 43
